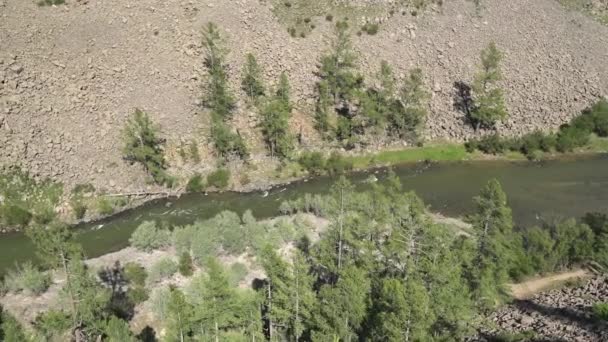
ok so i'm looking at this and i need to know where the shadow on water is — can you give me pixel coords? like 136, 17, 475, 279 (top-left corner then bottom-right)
1, 154, 608, 274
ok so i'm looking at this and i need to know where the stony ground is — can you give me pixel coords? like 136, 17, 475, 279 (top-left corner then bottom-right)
473, 275, 608, 342
1, 0, 607, 194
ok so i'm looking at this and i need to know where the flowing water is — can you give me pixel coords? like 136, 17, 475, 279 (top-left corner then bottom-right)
1, 155, 608, 274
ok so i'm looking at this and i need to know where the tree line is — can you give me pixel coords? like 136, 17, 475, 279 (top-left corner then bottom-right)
122, 20, 512, 187
3, 174, 607, 341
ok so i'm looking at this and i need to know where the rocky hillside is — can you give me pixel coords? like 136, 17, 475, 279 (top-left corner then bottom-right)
1, 0, 607, 193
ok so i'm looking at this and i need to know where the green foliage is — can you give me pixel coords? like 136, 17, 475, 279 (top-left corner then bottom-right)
178, 252, 194, 277
361, 22, 379, 35
127, 286, 149, 305
298, 151, 326, 175
593, 302, 608, 321
129, 221, 170, 252
207, 168, 231, 189
325, 152, 354, 175
186, 173, 205, 192
150, 286, 171, 321
123, 262, 147, 287
33, 310, 72, 341
122, 109, 173, 186
259, 72, 294, 159
96, 197, 114, 216
37, 0, 65, 6
103, 316, 135, 342
202, 22, 249, 161
1, 306, 28, 342
149, 257, 178, 283
0, 168, 62, 229
228, 262, 248, 287
4, 262, 51, 296
390, 67, 429, 141
241, 53, 266, 99
470, 42, 508, 129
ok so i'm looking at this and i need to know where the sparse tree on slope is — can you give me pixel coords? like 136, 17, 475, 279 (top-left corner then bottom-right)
260, 72, 294, 159
242, 53, 266, 100
470, 42, 507, 130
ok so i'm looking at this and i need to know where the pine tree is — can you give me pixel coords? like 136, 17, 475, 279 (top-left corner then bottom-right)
122, 109, 173, 186
390, 68, 429, 141
469, 179, 515, 311
259, 73, 294, 159
291, 251, 315, 341
193, 258, 239, 340
259, 246, 292, 340
242, 53, 265, 100
165, 288, 194, 342
470, 42, 507, 130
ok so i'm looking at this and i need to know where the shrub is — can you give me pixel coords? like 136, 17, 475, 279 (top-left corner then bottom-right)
148, 257, 178, 283
33, 310, 71, 340
299, 152, 326, 175
228, 262, 248, 287
0, 204, 32, 227
471, 134, 507, 154
4, 262, 51, 296
189, 140, 201, 163
127, 286, 149, 304
361, 22, 379, 35
150, 286, 171, 320
326, 14, 334, 21
129, 221, 170, 252
97, 197, 114, 216
593, 302, 608, 321
70, 199, 87, 220
178, 252, 194, 277
325, 152, 353, 175
172, 225, 196, 255
556, 125, 589, 152
186, 173, 205, 192
123, 262, 147, 287
207, 168, 230, 189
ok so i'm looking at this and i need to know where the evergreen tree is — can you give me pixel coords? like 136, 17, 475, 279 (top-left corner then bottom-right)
192, 258, 240, 340
259, 73, 294, 159
291, 251, 315, 341
470, 42, 507, 130
242, 53, 266, 100
391, 68, 429, 141
202, 22, 235, 121
165, 288, 194, 342
468, 179, 515, 311
122, 109, 173, 186
259, 246, 292, 340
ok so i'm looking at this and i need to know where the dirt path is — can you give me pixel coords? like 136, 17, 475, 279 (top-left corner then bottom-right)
509, 269, 591, 299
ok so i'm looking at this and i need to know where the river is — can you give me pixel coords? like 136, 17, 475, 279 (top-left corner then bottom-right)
1, 155, 608, 274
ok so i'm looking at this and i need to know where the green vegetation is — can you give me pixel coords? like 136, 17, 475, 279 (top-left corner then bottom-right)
558, 0, 608, 25
122, 109, 174, 187
0, 305, 27, 341
36, 0, 65, 6
314, 22, 429, 148
593, 302, 608, 321
148, 257, 178, 283
129, 221, 170, 252
186, 173, 205, 192
4, 262, 51, 296
241, 53, 266, 100
466, 100, 608, 159
470, 42, 508, 130
298, 151, 354, 175
124, 262, 149, 304
350, 143, 468, 168
260, 72, 295, 159
178, 252, 194, 277
202, 22, 248, 161
361, 22, 379, 35
0, 168, 62, 229
228, 262, 248, 287
206, 168, 231, 189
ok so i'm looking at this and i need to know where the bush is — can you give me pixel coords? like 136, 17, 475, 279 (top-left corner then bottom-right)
123, 262, 147, 287
325, 152, 353, 176
178, 252, 194, 277
299, 152, 326, 175
556, 125, 590, 152
150, 286, 171, 320
4, 262, 51, 296
361, 22, 379, 35
0, 204, 32, 227
172, 225, 196, 255
593, 302, 608, 321
148, 257, 178, 283
97, 197, 114, 216
186, 173, 205, 192
129, 221, 170, 252
228, 262, 248, 287
70, 199, 87, 220
326, 14, 333, 21
467, 134, 507, 154
207, 168, 230, 189
127, 286, 149, 304
33, 310, 71, 340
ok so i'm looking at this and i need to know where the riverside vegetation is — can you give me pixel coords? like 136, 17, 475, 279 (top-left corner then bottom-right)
2, 175, 608, 341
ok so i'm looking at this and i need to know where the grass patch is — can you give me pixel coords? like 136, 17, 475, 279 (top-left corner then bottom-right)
558, 0, 608, 25
349, 143, 469, 168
